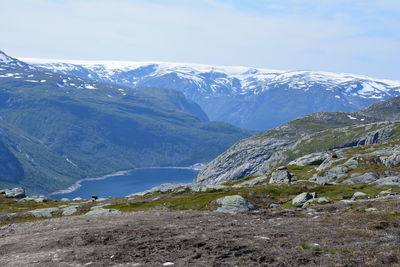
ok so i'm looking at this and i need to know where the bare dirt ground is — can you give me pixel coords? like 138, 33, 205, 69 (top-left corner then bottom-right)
0, 199, 399, 267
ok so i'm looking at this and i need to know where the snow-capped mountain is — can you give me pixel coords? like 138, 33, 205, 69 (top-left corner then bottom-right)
21, 57, 400, 130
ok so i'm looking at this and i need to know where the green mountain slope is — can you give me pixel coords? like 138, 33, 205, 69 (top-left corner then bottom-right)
0, 51, 252, 193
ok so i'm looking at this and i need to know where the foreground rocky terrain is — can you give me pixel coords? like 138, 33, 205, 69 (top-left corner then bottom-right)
0, 195, 399, 266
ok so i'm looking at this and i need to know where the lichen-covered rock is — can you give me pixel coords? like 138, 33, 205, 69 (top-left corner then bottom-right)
215, 195, 253, 213
292, 192, 314, 207
269, 170, 293, 184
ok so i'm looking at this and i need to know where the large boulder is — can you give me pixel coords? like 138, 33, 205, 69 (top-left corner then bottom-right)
4, 187, 26, 198
215, 195, 253, 213
269, 169, 293, 184
292, 192, 315, 207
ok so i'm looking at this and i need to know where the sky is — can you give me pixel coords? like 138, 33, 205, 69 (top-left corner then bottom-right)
1, 0, 400, 79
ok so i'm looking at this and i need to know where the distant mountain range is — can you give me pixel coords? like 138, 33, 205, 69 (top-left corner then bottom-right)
0, 50, 251, 193
22, 57, 400, 130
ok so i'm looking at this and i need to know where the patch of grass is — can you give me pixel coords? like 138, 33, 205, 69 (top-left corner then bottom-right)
223, 176, 260, 186
299, 242, 324, 252
0, 195, 66, 213
287, 165, 318, 180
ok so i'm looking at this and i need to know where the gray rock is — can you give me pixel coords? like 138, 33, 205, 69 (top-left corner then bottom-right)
303, 197, 331, 207
269, 170, 293, 184
351, 192, 368, 200
292, 192, 314, 207
4, 187, 26, 198
215, 195, 253, 213
378, 189, 395, 196
189, 184, 226, 192
289, 152, 330, 166
85, 207, 121, 216
382, 152, 400, 168
232, 175, 269, 188
28, 208, 59, 218
72, 197, 83, 201
343, 172, 379, 184
0, 189, 7, 194
372, 176, 400, 185
60, 198, 70, 202
62, 205, 79, 216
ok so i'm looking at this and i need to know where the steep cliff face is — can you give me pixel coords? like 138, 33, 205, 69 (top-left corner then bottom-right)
195, 98, 400, 184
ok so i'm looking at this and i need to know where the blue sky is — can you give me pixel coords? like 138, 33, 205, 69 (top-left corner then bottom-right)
1, 0, 399, 79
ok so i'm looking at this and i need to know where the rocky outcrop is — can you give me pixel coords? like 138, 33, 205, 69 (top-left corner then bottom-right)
3, 187, 26, 198
269, 169, 293, 184
195, 117, 397, 185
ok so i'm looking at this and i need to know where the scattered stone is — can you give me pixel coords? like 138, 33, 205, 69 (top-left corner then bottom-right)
269, 170, 293, 184
60, 198, 70, 202
215, 195, 253, 213
4, 187, 26, 198
351, 192, 368, 200
163, 263, 174, 266
29, 208, 59, 218
73, 197, 83, 201
292, 192, 314, 207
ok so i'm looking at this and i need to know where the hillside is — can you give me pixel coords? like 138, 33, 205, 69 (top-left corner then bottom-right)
23, 57, 400, 130
195, 97, 400, 184
0, 51, 252, 194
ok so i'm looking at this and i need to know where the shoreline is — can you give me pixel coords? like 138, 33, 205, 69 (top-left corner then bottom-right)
49, 164, 204, 196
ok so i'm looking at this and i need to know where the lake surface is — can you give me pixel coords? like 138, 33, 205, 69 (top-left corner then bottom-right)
51, 167, 199, 199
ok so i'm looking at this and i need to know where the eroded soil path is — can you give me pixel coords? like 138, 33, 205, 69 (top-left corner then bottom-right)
0, 199, 399, 266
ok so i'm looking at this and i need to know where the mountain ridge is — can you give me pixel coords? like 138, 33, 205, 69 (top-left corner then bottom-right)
22, 56, 400, 130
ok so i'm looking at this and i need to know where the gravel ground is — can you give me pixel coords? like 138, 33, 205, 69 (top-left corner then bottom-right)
0, 199, 399, 267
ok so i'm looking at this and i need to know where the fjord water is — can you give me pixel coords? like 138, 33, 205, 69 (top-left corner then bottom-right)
52, 167, 199, 199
